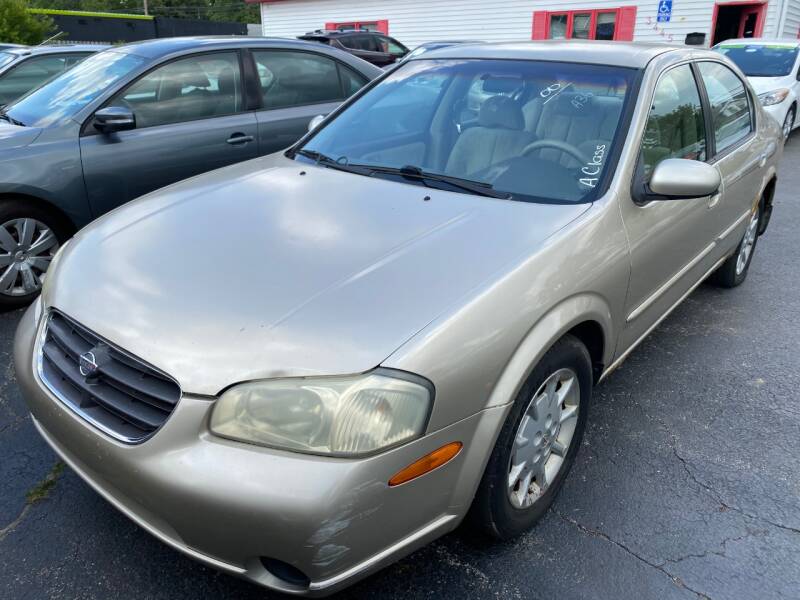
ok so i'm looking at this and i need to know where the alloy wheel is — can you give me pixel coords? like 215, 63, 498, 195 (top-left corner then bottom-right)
0, 218, 59, 296
735, 210, 759, 277
784, 110, 794, 140
507, 368, 580, 509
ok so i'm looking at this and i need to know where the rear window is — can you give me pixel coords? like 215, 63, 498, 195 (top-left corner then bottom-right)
0, 52, 16, 69
715, 44, 799, 77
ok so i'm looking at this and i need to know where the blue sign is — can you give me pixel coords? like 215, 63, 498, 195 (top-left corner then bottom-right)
657, 0, 672, 22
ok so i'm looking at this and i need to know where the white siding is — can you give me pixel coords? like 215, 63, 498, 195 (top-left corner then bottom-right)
261, 0, 548, 48
781, 0, 800, 37
260, 0, 786, 48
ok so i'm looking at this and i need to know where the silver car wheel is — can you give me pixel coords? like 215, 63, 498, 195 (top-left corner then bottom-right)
735, 211, 759, 277
783, 109, 794, 139
507, 368, 580, 509
0, 218, 59, 296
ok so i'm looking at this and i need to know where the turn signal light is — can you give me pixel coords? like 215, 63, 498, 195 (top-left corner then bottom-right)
388, 442, 463, 487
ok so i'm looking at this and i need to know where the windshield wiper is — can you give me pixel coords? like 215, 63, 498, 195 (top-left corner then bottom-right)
0, 109, 25, 127
294, 149, 373, 176
362, 164, 511, 199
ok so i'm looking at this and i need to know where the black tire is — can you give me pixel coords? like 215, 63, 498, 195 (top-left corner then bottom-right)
783, 106, 795, 141
0, 199, 72, 310
709, 205, 761, 289
468, 334, 592, 540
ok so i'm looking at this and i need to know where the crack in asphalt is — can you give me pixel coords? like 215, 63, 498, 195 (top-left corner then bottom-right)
655, 532, 757, 567
670, 445, 800, 537
0, 461, 65, 542
552, 509, 713, 600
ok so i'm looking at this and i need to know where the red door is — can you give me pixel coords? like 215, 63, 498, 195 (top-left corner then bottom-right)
738, 6, 761, 38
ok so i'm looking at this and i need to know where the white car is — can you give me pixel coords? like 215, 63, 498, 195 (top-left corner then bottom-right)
715, 38, 800, 139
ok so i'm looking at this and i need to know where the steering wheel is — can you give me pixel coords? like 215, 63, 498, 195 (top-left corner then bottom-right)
521, 139, 586, 165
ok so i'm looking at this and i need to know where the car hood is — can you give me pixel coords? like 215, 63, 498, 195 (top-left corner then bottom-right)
746, 75, 793, 95
0, 121, 41, 150
47, 155, 590, 395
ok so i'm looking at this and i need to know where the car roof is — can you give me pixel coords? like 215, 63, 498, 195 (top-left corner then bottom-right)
4, 44, 108, 57
715, 37, 800, 47
419, 40, 714, 68
113, 35, 347, 59
300, 30, 384, 38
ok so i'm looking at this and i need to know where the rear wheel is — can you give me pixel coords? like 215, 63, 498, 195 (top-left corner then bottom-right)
710, 206, 760, 288
468, 334, 592, 539
0, 200, 70, 309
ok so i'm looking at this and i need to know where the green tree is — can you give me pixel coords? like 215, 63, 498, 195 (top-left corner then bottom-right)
0, 0, 54, 44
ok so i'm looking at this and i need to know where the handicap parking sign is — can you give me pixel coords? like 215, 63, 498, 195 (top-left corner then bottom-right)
657, 0, 672, 22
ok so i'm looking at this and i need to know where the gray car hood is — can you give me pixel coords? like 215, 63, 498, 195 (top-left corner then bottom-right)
0, 122, 41, 150
47, 155, 589, 395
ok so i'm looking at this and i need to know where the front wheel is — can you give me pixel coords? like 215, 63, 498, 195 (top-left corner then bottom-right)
468, 334, 592, 539
783, 106, 795, 140
709, 206, 760, 288
0, 200, 70, 309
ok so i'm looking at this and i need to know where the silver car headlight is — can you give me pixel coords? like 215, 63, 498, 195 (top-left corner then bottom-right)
758, 88, 790, 106
209, 370, 432, 457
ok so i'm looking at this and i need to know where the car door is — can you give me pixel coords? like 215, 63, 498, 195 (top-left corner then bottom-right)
618, 62, 720, 352
697, 61, 769, 255
80, 50, 258, 217
250, 49, 368, 155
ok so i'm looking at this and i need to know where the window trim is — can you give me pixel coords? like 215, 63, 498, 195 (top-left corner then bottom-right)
80, 49, 250, 137
543, 8, 621, 40
248, 48, 367, 112
694, 59, 756, 163
324, 20, 389, 34
631, 60, 711, 204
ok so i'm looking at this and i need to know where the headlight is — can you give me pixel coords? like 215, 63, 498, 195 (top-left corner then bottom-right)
759, 88, 790, 106
210, 369, 432, 457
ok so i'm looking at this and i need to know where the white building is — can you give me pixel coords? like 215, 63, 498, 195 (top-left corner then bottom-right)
253, 0, 800, 49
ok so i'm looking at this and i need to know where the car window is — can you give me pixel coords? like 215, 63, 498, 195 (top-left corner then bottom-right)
714, 43, 799, 77
0, 52, 15, 69
342, 35, 376, 52
376, 36, 406, 56
640, 64, 707, 180
339, 64, 369, 96
0, 55, 69, 105
64, 53, 92, 68
299, 59, 637, 205
698, 62, 752, 155
109, 52, 243, 128
253, 50, 344, 109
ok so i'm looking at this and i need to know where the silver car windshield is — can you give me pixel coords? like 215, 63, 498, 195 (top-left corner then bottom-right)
0, 52, 15, 70
298, 58, 637, 204
5, 50, 146, 128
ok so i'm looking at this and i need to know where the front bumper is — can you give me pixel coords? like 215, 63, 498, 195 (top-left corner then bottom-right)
14, 305, 507, 596
763, 101, 792, 130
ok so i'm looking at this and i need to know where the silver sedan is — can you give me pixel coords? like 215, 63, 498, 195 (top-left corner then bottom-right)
14, 41, 780, 595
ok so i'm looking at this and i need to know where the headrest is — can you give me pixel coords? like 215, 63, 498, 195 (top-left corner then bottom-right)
177, 70, 211, 89
478, 95, 524, 130
545, 92, 622, 117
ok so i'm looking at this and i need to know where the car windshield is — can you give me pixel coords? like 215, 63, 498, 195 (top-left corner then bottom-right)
296, 58, 636, 204
715, 44, 799, 77
0, 52, 16, 69
5, 50, 146, 128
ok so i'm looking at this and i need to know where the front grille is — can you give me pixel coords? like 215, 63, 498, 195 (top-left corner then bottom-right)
37, 310, 181, 443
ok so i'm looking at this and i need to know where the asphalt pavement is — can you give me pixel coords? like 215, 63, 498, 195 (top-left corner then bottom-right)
1, 139, 799, 600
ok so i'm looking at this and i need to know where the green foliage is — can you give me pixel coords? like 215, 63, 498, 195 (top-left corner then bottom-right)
0, 0, 55, 44
26, 1, 260, 24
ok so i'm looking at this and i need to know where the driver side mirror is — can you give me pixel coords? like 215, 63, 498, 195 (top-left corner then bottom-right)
93, 106, 136, 134
307, 114, 325, 133
646, 159, 720, 200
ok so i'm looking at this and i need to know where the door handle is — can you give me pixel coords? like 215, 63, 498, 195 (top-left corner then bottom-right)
226, 133, 254, 145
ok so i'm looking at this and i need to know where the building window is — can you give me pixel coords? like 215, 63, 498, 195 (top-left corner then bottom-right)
532, 7, 637, 41
325, 20, 389, 34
